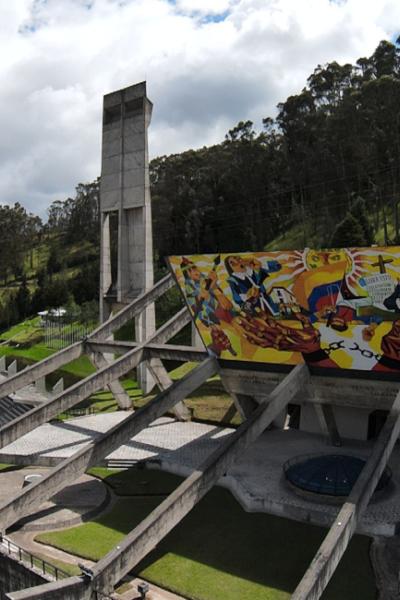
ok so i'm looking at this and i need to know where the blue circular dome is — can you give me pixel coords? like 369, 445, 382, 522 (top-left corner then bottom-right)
284, 454, 391, 497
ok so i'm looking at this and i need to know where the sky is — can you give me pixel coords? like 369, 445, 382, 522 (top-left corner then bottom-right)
0, 0, 399, 217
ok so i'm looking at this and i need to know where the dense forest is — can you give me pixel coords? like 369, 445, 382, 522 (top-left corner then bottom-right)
152, 38, 400, 256
0, 38, 399, 330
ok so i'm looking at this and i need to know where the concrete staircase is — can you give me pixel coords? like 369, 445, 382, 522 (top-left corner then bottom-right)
0, 397, 31, 429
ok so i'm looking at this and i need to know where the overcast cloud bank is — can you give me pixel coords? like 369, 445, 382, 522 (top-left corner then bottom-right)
0, 0, 399, 215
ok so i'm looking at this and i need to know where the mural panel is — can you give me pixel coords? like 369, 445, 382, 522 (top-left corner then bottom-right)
168, 247, 400, 374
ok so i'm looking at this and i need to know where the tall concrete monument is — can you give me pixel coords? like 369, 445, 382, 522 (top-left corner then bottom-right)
99, 81, 155, 392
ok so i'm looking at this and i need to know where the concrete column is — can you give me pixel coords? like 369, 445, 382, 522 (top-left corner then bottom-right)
99, 82, 156, 394
147, 357, 191, 420
34, 377, 46, 395
229, 392, 258, 420
100, 213, 112, 322
7, 361, 17, 377
191, 323, 203, 348
91, 351, 131, 410
52, 378, 64, 396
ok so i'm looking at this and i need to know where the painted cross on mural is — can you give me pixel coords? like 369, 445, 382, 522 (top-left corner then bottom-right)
371, 255, 394, 274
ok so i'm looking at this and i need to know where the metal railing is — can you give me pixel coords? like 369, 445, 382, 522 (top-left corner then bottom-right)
0, 534, 71, 581
64, 406, 97, 418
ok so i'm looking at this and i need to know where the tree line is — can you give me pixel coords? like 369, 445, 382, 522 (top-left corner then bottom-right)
0, 181, 100, 331
151, 38, 400, 257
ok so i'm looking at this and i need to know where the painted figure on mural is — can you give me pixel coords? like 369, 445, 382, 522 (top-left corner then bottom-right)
180, 257, 236, 357
181, 257, 220, 327
170, 246, 400, 373
224, 255, 281, 316
237, 311, 338, 368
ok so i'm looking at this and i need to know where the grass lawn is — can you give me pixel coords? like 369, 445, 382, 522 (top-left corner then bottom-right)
0, 463, 20, 473
0, 314, 237, 425
33, 553, 81, 577
0, 343, 53, 363
0, 343, 95, 381
36, 469, 375, 600
0, 317, 43, 344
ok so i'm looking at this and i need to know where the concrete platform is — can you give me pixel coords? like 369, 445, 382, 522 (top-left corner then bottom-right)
0, 467, 109, 532
0, 373, 48, 407
0, 413, 399, 536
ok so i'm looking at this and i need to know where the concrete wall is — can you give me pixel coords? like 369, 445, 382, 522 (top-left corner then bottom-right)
300, 404, 370, 441
0, 553, 47, 599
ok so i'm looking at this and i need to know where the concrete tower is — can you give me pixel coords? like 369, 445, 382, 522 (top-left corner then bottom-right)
99, 81, 155, 393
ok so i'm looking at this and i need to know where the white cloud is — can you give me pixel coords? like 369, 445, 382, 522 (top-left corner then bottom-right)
0, 0, 398, 216
174, 0, 234, 15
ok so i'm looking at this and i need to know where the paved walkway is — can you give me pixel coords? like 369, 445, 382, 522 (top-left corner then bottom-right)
0, 413, 232, 467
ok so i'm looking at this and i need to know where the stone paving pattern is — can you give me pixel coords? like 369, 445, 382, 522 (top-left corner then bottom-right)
0, 413, 400, 535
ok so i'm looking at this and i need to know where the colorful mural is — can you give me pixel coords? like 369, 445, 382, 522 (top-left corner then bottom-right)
168, 247, 400, 374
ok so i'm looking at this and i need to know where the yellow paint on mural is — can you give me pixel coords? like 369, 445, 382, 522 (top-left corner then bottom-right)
168, 247, 400, 375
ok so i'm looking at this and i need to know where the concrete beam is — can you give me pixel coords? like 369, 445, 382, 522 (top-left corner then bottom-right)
90, 352, 131, 410
0, 342, 83, 398
0, 346, 144, 450
0, 275, 173, 400
9, 363, 305, 599
292, 388, 400, 600
147, 357, 191, 421
0, 308, 190, 450
220, 367, 400, 411
313, 404, 341, 447
90, 363, 309, 594
6, 576, 90, 600
91, 273, 174, 341
0, 358, 218, 532
86, 340, 207, 362
229, 392, 258, 420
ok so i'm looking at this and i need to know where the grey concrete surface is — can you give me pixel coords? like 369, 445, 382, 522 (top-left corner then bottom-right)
0, 373, 48, 408
2, 412, 400, 537
0, 467, 108, 532
99, 82, 156, 394
0, 307, 190, 454
292, 389, 400, 599
90, 363, 307, 593
0, 358, 218, 533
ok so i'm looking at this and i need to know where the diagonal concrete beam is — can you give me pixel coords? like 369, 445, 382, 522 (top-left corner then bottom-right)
0, 308, 190, 450
313, 404, 341, 447
6, 362, 306, 600
0, 342, 83, 399
90, 273, 174, 341
90, 351, 132, 410
292, 388, 400, 600
0, 275, 174, 400
90, 363, 309, 594
147, 357, 191, 421
0, 358, 218, 533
